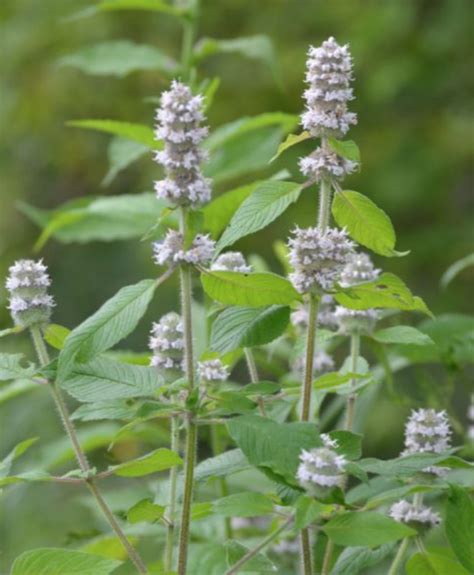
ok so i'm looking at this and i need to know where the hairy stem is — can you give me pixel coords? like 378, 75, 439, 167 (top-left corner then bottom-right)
344, 332, 361, 431
30, 326, 148, 574
244, 348, 259, 383
321, 540, 334, 575
180, 0, 199, 84
387, 537, 410, 575
318, 178, 332, 231
300, 295, 319, 422
225, 516, 294, 575
164, 416, 180, 571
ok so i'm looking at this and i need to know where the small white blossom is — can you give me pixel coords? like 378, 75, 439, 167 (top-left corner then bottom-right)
291, 296, 338, 331
297, 446, 346, 492
340, 252, 380, 287
211, 251, 252, 273
288, 226, 355, 293
197, 359, 229, 383
153, 230, 215, 267
6, 259, 55, 327
389, 500, 441, 528
154, 81, 211, 207
301, 37, 357, 139
320, 433, 339, 449
299, 147, 357, 183
149, 312, 184, 372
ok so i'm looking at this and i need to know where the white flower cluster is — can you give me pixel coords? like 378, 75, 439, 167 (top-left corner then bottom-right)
288, 226, 355, 293
154, 81, 211, 207
149, 312, 184, 371
153, 230, 215, 267
292, 349, 334, 378
6, 259, 55, 327
402, 408, 452, 476
211, 251, 252, 273
291, 296, 338, 332
301, 37, 357, 139
389, 500, 441, 528
299, 147, 358, 183
335, 253, 380, 334
297, 439, 346, 493
197, 359, 229, 383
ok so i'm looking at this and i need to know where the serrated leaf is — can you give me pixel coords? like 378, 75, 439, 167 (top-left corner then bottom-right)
59, 40, 177, 77
67, 119, 155, 147
327, 138, 361, 162
270, 131, 311, 162
0, 438, 39, 479
0, 353, 36, 381
57, 279, 158, 381
334, 272, 432, 316
210, 305, 290, 354
359, 452, 472, 477
127, 498, 165, 523
61, 357, 163, 402
332, 544, 396, 575
446, 485, 474, 571
332, 190, 405, 257
373, 325, 434, 346
201, 271, 300, 307
216, 180, 303, 252
72, 400, 136, 422
194, 449, 250, 483
213, 491, 274, 517
11, 548, 121, 575
295, 496, 327, 529
111, 448, 182, 477
406, 552, 470, 575
226, 540, 276, 573
322, 511, 415, 547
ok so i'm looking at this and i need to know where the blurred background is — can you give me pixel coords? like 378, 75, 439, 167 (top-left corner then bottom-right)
1, 0, 473, 571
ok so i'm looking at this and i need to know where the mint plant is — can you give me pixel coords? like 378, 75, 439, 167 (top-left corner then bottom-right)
1, 4, 473, 575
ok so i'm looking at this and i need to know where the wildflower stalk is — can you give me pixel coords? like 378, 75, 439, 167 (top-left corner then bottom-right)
164, 415, 179, 571
300, 295, 320, 422
344, 331, 361, 431
244, 348, 259, 383
387, 537, 410, 575
29, 325, 148, 574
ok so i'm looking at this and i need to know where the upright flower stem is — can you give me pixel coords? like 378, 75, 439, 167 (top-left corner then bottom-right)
177, 206, 198, 575
244, 348, 259, 383
300, 295, 320, 422
344, 332, 361, 431
318, 177, 332, 232
164, 415, 179, 571
29, 326, 148, 574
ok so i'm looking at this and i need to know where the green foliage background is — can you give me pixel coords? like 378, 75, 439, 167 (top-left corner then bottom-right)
0, 0, 473, 571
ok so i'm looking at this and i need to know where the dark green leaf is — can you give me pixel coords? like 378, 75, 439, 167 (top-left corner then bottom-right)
446, 485, 474, 571
332, 544, 396, 575
194, 449, 250, 483
226, 540, 276, 572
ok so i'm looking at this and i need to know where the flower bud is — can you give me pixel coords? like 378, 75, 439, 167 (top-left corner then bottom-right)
6, 259, 55, 327
197, 359, 229, 383
389, 500, 441, 531
297, 444, 346, 496
149, 312, 184, 373
153, 230, 215, 267
211, 251, 252, 273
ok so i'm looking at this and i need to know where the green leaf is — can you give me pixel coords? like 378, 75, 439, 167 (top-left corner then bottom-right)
226, 540, 276, 573
332, 544, 396, 575
372, 325, 434, 346
0, 380, 38, 405
216, 180, 303, 252
59, 40, 177, 77
238, 382, 281, 396
322, 511, 415, 547
111, 448, 182, 477
334, 272, 432, 316
202, 182, 257, 238
11, 548, 121, 575
313, 371, 360, 391
0, 438, 38, 479
446, 485, 474, 571
210, 305, 290, 354
43, 324, 70, 350
83, 0, 189, 17
441, 253, 474, 288
359, 452, 472, 477
332, 190, 405, 257
80, 535, 139, 562
72, 400, 136, 421
227, 415, 321, 486
213, 491, 274, 517
270, 131, 311, 162
329, 430, 363, 460
406, 552, 470, 575
61, 358, 163, 402
194, 449, 250, 483
195, 35, 278, 80
327, 138, 361, 162
0, 353, 36, 381
127, 498, 165, 523
201, 271, 300, 307
295, 496, 327, 529
103, 138, 149, 186
67, 119, 155, 147
58, 279, 158, 381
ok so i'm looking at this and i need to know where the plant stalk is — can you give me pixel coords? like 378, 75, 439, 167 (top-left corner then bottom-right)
164, 415, 180, 571
321, 540, 334, 575
344, 332, 361, 431
244, 348, 259, 383
225, 516, 294, 575
300, 295, 319, 422
318, 178, 332, 231
30, 326, 148, 574
387, 537, 410, 575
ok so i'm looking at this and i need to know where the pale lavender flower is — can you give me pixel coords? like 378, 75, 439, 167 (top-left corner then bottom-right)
211, 251, 252, 273
299, 147, 357, 183
153, 230, 215, 267
389, 500, 441, 528
154, 81, 211, 207
340, 252, 380, 287
197, 359, 229, 383
149, 312, 184, 372
297, 446, 346, 493
288, 226, 355, 293
6, 259, 55, 327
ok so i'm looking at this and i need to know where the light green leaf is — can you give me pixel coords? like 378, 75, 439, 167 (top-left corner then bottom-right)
226, 540, 276, 573
61, 358, 163, 402
201, 271, 300, 307
332, 190, 405, 257
0, 438, 38, 479
194, 449, 250, 483
103, 137, 149, 186
43, 324, 70, 350
270, 131, 311, 162
111, 448, 182, 477
210, 305, 290, 354
334, 273, 432, 316
216, 180, 303, 252
58, 279, 158, 381
327, 138, 361, 162
313, 371, 361, 391
359, 452, 472, 477
80, 535, 139, 562
67, 119, 156, 147
59, 40, 177, 77
332, 544, 396, 575
441, 253, 474, 288
72, 400, 136, 422
373, 325, 434, 346
322, 511, 415, 547
213, 491, 274, 517
75, 0, 189, 18
0, 353, 36, 381
0, 380, 38, 405
406, 552, 470, 575
446, 485, 474, 571
11, 548, 121, 575
127, 498, 165, 523
295, 496, 327, 529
